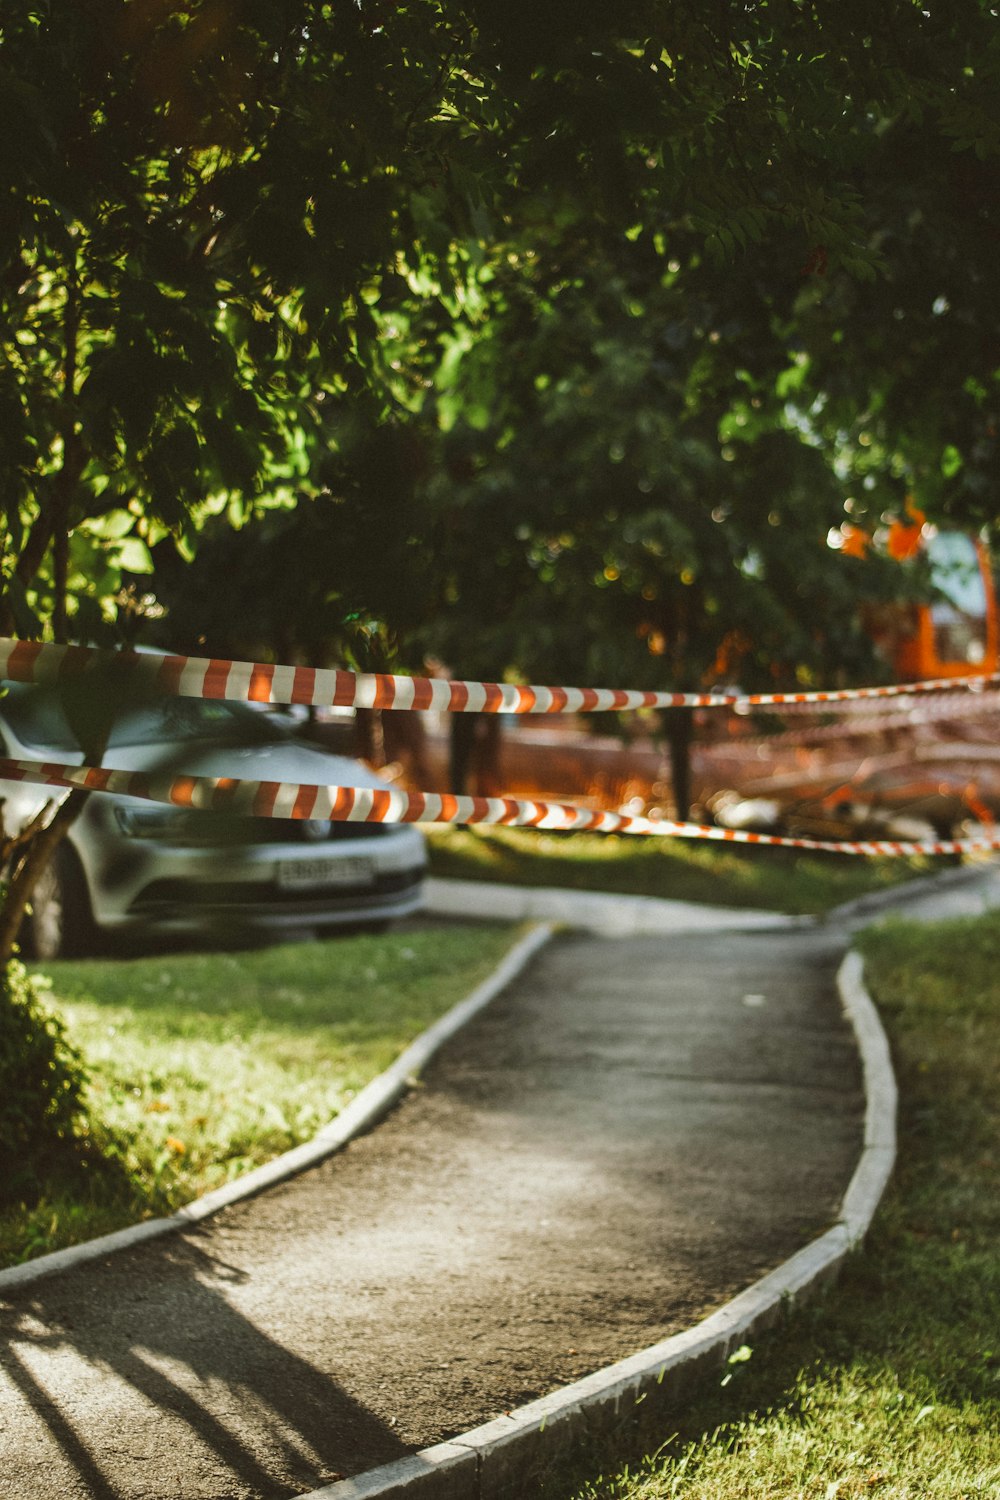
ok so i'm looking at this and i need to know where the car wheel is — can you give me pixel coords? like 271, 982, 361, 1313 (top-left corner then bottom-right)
23, 844, 95, 962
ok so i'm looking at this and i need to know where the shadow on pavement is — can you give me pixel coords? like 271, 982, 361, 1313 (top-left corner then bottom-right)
1, 1235, 408, 1498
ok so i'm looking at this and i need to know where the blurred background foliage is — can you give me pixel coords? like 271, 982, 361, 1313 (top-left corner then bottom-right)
0, 0, 998, 709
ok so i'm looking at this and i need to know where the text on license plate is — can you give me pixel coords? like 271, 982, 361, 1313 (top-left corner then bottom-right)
277, 856, 375, 891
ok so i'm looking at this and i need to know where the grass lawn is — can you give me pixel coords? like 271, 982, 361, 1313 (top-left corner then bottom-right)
427, 825, 942, 915
565, 909, 1000, 1499
1, 921, 521, 1269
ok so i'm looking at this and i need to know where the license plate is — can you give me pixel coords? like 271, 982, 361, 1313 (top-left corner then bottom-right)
276, 856, 375, 891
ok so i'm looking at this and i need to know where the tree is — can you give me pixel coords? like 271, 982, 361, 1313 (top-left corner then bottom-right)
779, 14, 1000, 537
0, 0, 505, 959
0, 1, 499, 640
411, 227, 902, 812
2, 0, 999, 890
389, 1, 1000, 807
5, 1, 998, 636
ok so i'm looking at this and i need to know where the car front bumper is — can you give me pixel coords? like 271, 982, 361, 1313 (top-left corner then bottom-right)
75, 812, 428, 938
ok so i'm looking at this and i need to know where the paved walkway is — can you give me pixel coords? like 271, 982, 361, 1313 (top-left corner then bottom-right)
1, 862, 998, 1500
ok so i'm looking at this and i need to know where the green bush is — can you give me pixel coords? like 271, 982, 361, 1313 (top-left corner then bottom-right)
0, 957, 90, 1207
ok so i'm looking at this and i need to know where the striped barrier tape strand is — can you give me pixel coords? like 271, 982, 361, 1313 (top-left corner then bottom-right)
1, 754, 996, 858
1, 637, 997, 715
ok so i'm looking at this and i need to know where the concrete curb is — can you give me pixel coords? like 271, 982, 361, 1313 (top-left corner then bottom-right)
836, 951, 897, 1240
0, 923, 555, 1295
427, 856, 1000, 940
302, 948, 898, 1500
825, 855, 999, 927
425, 875, 808, 935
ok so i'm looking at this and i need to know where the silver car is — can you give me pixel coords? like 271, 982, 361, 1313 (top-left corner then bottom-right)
0, 684, 427, 959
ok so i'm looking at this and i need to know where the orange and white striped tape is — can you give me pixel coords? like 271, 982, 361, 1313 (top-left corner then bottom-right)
1, 637, 996, 714
1, 754, 995, 858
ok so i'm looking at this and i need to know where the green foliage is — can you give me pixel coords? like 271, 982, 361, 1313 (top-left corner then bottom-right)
148, 410, 436, 668
411, 237, 895, 702
0, 957, 89, 1207
6, 1, 999, 646
780, 7, 1000, 535
0, 1, 495, 637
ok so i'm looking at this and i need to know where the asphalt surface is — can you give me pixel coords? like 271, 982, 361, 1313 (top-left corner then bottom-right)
0, 914, 876, 1500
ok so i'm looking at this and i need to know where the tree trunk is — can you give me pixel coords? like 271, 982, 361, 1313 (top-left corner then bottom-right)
353, 706, 386, 767
477, 715, 503, 797
0, 512, 59, 636
449, 713, 477, 795
448, 713, 504, 797
382, 709, 433, 787
52, 264, 82, 643
662, 706, 695, 822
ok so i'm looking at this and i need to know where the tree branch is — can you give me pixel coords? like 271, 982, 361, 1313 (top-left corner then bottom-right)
0, 790, 89, 962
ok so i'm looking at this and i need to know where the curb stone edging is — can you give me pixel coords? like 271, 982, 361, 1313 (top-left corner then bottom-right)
836, 950, 897, 1240
303, 947, 898, 1500
424, 875, 810, 934
426, 855, 999, 937
0, 923, 555, 1295
826, 855, 999, 926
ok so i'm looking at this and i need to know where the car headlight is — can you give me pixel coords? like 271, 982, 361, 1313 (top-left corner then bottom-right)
114, 805, 188, 840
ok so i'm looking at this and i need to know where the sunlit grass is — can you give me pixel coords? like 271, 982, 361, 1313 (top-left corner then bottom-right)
1, 922, 521, 1267
427, 825, 936, 915
565, 910, 1000, 1499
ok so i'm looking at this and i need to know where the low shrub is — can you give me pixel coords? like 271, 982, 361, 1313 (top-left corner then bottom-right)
0, 956, 90, 1208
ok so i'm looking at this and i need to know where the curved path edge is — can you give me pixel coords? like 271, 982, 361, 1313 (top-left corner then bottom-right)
0, 923, 556, 1296
303, 947, 898, 1500
424, 875, 809, 934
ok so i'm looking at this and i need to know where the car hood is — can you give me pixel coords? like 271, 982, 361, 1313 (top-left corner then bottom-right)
98, 736, 395, 793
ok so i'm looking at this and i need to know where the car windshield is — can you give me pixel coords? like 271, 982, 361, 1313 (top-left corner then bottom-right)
0, 684, 290, 754
109, 699, 288, 747
0, 686, 79, 753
